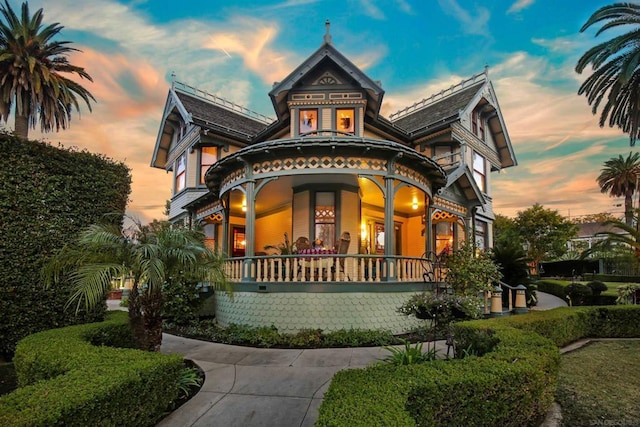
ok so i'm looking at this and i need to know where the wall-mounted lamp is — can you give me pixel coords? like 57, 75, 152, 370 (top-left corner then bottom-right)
412, 197, 419, 210
242, 198, 247, 212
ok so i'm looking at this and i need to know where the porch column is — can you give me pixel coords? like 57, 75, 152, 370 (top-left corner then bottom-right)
383, 175, 396, 281
243, 179, 256, 282
222, 194, 230, 257
426, 198, 433, 254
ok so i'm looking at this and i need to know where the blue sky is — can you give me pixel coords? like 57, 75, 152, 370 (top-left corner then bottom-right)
6, 0, 637, 223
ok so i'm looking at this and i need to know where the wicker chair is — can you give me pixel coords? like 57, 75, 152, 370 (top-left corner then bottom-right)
335, 232, 351, 280
295, 236, 311, 251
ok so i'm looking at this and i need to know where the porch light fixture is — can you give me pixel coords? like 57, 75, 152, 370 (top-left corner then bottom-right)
242, 198, 247, 212
412, 198, 419, 210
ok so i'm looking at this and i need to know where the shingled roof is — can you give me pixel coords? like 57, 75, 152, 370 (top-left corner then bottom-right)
175, 90, 269, 139
391, 81, 483, 134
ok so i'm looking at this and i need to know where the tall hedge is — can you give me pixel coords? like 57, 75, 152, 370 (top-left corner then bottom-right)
0, 132, 131, 358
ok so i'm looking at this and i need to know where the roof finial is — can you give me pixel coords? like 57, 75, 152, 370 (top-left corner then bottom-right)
324, 19, 332, 45
484, 64, 489, 76
171, 71, 176, 88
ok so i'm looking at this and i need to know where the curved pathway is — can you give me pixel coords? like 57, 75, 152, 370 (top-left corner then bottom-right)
154, 292, 566, 427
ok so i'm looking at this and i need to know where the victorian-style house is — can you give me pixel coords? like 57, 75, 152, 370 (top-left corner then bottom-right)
151, 25, 516, 333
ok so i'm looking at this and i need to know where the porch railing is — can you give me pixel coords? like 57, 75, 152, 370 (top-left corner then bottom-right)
224, 254, 439, 283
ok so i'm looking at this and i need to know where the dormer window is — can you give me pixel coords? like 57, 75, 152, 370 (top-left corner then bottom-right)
300, 109, 318, 134
336, 108, 355, 134
472, 109, 485, 141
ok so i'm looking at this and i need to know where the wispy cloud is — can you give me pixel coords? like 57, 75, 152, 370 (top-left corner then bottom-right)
436, 0, 491, 36
359, 0, 385, 20
384, 48, 629, 218
507, 0, 535, 14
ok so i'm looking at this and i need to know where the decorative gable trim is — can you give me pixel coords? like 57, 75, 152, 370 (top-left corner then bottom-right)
314, 71, 342, 85
269, 42, 384, 120
151, 89, 193, 169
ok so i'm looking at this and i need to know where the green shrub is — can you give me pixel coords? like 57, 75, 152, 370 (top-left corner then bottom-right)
565, 283, 593, 306
167, 320, 399, 348
535, 279, 568, 300
317, 306, 640, 426
381, 341, 437, 366
586, 281, 608, 296
0, 133, 131, 358
0, 312, 183, 426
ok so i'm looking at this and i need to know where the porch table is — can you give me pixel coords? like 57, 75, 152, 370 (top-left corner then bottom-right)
297, 248, 337, 280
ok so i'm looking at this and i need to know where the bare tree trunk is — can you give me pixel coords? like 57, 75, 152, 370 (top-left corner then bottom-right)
14, 115, 29, 139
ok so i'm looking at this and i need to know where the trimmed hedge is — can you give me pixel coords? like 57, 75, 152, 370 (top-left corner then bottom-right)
317, 306, 640, 426
0, 312, 183, 426
0, 133, 131, 358
535, 279, 567, 301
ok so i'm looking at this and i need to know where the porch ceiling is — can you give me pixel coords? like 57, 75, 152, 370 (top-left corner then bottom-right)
233, 173, 426, 216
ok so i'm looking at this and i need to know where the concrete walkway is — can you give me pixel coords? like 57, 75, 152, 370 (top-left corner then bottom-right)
142, 291, 565, 426
158, 335, 450, 426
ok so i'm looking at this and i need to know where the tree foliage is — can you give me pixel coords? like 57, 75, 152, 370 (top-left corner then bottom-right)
44, 219, 230, 352
570, 212, 621, 224
443, 243, 502, 295
596, 151, 640, 225
0, 132, 131, 358
576, 3, 640, 146
509, 204, 578, 271
493, 213, 522, 248
0, 1, 94, 138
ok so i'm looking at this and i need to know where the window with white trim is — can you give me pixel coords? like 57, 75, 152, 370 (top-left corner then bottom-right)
473, 151, 486, 193
200, 146, 217, 184
175, 153, 186, 193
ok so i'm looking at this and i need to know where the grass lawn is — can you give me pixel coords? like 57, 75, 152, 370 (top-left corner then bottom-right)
556, 340, 640, 426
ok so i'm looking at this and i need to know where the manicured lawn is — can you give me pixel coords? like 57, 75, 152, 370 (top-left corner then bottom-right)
556, 340, 640, 426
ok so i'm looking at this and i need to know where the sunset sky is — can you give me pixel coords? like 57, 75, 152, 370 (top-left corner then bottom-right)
6, 0, 637, 223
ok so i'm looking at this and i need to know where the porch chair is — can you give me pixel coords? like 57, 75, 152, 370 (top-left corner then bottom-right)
334, 232, 351, 280
295, 237, 312, 279
295, 236, 311, 251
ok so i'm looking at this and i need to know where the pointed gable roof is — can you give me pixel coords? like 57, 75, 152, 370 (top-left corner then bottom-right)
151, 82, 272, 168
269, 30, 384, 121
445, 164, 486, 206
392, 82, 483, 134
390, 69, 516, 169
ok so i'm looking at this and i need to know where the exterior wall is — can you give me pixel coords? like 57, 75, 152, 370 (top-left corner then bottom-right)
186, 148, 199, 188
292, 191, 310, 242
321, 107, 331, 130
169, 188, 208, 220
339, 189, 360, 254
406, 215, 425, 257
214, 290, 426, 334
256, 207, 292, 253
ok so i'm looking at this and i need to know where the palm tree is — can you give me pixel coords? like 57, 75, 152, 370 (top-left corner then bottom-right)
582, 215, 640, 274
0, 1, 94, 139
44, 219, 229, 351
576, 3, 640, 146
597, 152, 640, 226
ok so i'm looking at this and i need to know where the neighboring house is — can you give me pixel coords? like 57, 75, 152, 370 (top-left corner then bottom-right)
151, 25, 516, 333
568, 222, 629, 253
